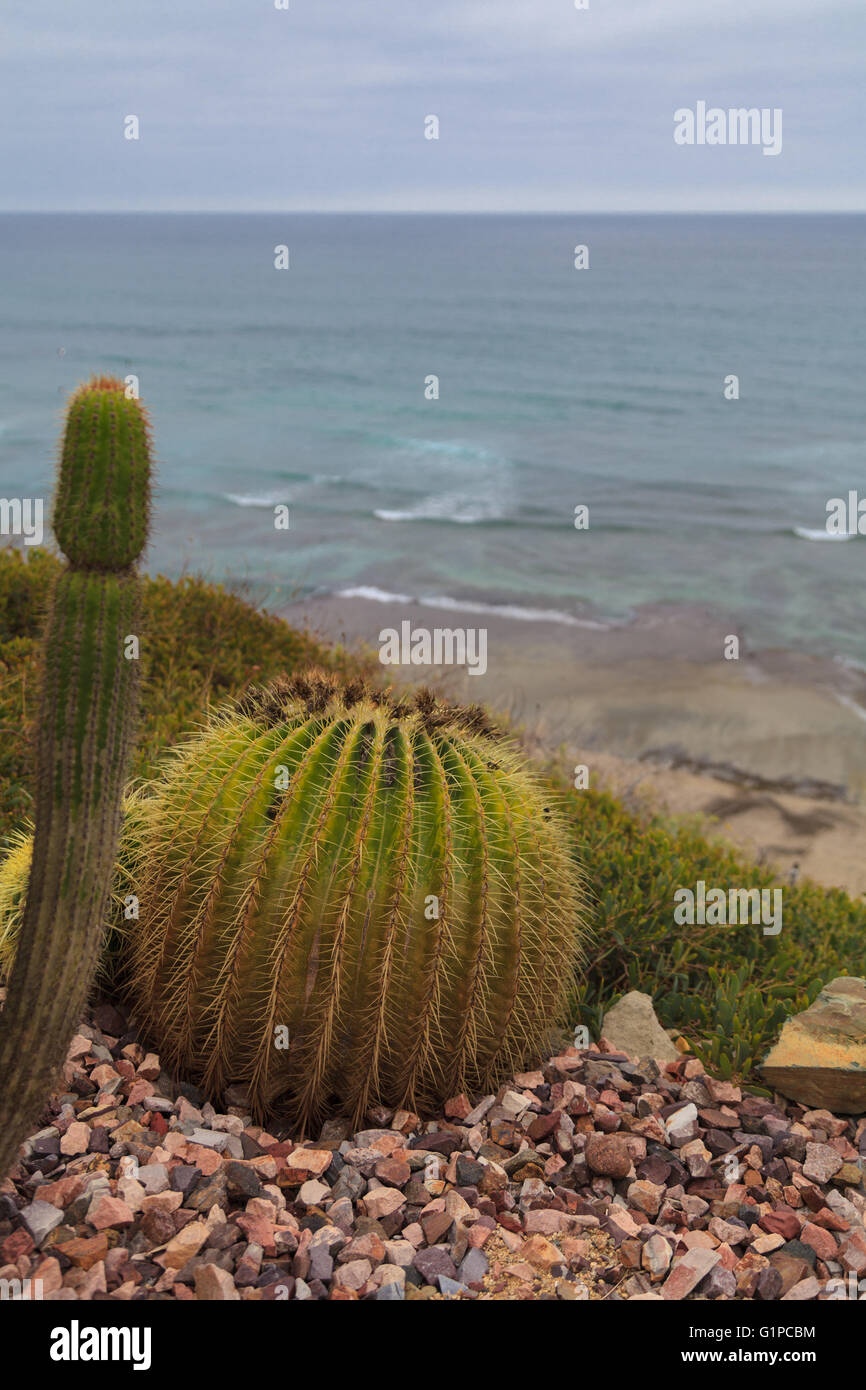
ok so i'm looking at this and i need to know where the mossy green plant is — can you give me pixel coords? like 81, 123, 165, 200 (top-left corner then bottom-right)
123, 671, 584, 1129
0, 378, 151, 1178
555, 777, 865, 1074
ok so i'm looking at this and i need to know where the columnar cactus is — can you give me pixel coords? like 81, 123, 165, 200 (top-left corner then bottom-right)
125, 671, 583, 1130
0, 378, 150, 1177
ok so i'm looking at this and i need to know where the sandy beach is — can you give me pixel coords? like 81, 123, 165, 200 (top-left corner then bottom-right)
278, 593, 866, 899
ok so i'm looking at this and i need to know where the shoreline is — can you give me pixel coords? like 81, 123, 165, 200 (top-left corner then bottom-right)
276, 591, 866, 899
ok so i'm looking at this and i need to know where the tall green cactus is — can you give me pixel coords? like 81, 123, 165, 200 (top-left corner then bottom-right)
125, 671, 584, 1130
0, 377, 150, 1178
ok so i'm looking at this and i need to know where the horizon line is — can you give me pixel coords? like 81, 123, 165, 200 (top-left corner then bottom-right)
1, 207, 865, 216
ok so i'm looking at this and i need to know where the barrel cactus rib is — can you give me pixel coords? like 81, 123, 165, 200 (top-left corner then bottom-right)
167, 720, 332, 1070
0, 378, 150, 1179
511, 779, 584, 1054
493, 775, 556, 1057
195, 721, 342, 1092
135, 717, 313, 1022
334, 720, 416, 1122
241, 717, 364, 1116
137, 715, 333, 1081
207, 726, 344, 1098
289, 716, 392, 1127
431, 733, 493, 1101
356, 723, 416, 1118
449, 740, 525, 1086
379, 725, 451, 1113
203, 716, 375, 1105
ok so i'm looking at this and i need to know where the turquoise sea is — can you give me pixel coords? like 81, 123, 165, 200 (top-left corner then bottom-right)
1, 212, 864, 660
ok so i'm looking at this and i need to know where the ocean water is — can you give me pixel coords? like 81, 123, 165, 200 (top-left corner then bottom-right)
1, 212, 865, 659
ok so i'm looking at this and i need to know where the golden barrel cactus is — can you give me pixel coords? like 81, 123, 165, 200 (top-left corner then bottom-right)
124, 673, 584, 1129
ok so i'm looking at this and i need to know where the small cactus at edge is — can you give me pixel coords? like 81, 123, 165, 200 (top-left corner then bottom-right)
0, 377, 151, 1178
123, 670, 585, 1130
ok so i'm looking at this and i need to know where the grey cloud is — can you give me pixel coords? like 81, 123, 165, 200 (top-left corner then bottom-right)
0, 0, 862, 210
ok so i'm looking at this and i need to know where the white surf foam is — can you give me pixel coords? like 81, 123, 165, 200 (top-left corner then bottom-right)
335, 587, 610, 630
224, 493, 285, 508
793, 526, 853, 542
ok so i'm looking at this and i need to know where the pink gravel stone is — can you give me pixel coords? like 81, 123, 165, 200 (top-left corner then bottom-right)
661, 1248, 721, 1300
361, 1187, 406, 1220
334, 1258, 372, 1291
800, 1221, 839, 1262
59, 1122, 90, 1156
194, 1265, 239, 1300
285, 1148, 333, 1176
160, 1220, 209, 1269
87, 1195, 135, 1231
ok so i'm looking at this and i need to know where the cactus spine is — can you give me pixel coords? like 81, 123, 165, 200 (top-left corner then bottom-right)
0, 378, 150, 1177
125, 671, 583, 1130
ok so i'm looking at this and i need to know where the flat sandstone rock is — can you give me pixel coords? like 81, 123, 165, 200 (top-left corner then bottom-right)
761, 976, 866, 1113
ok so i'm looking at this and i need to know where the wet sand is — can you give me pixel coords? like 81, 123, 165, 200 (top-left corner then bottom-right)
277, 593, 866, 899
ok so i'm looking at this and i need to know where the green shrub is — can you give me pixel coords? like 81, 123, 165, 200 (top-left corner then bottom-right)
554, 777, 865, 1079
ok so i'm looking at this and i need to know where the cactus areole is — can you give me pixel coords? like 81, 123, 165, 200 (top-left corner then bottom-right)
0, 378, 150, 1179
125, 672, 584, 1130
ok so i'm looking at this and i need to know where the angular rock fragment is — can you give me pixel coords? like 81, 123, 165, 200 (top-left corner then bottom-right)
600, 991, 680, 1063
761, 977, 866, 1113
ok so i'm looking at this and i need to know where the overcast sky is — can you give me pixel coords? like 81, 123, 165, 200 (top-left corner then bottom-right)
1, 0, 863, 212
